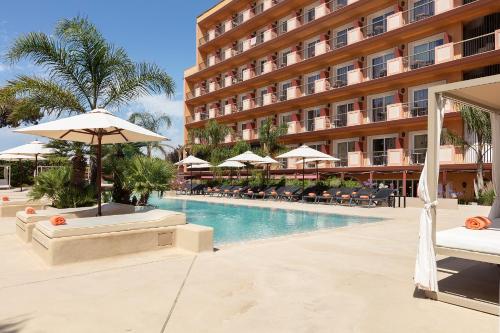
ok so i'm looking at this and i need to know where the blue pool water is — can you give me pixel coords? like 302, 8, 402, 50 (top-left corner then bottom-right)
150, 197, 384, 244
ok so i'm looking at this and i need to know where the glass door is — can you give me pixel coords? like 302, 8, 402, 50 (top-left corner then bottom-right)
335, 103, 353, 127
411, 88, 428, 116
371, 53, 394, 79
337, 141, 355, 167
411, 134, 427, 164
307, 74, 320, 95
306, 109, 320, 132
335, 64, 353, 87
411, 39, 443, 69
372, 137, 396, 165
371, 95, 394, 122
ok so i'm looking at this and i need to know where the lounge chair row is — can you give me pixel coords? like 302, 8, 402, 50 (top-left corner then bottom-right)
180, 184, 396, 207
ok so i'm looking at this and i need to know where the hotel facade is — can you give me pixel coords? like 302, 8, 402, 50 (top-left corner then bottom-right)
184, 0, 500, 199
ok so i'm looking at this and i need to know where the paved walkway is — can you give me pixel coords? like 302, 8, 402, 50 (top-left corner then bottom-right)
0, 198, 497, 332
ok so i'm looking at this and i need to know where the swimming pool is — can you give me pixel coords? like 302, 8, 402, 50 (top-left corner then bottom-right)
150, 197, 384, 244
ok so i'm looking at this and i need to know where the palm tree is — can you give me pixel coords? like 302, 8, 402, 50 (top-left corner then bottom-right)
258, 117, 288, 156
442, 105, 491, 199
4, 16, 175, 186
189, 120, 232, 164
129, 111, 172, 158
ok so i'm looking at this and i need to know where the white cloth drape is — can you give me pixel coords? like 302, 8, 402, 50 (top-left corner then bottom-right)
488, 111, 500, 220
414, 95, 445, 292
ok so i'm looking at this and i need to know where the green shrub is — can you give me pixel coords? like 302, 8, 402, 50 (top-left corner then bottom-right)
30, 166, 96, 208
341, 179, 361, 188
478, 183, 495, 206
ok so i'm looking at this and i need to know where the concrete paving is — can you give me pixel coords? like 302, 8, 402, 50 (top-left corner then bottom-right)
0, 197, 497, 333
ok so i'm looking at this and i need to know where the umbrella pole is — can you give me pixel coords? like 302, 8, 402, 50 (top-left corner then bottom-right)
190, 165, 193, 195
35, 154, 38, 178
97, 134, 103, 216
19, 159, 23, 192
302, 159, 305, 192
316, 161, 319, 183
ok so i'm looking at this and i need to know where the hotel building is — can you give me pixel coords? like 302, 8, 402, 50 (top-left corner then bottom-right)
184, 0, 500, 199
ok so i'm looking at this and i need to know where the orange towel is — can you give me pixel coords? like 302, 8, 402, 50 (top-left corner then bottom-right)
351, 192, 357, 195
25, 207, 36, 214
341, 194, 350, 199
1, 196, 9, 202
247, 190, 254, 194
465, 216, 492, 230
336, 191, 342, 195
50, 215, 66, 226
323, 193, 331, 198
360, 195, 370, 199
308, 193, 316, 197
284, 191, 291, 196
259, 191, 265, 196
271, 191, 277, 196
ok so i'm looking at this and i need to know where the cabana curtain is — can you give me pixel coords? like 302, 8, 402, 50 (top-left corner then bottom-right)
414, 95, 445, 292
488, 111, 500, 219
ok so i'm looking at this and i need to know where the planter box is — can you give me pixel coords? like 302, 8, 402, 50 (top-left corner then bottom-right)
263, 29, 276, 42
347, 69, 363, 85
347, 27, 363, 45
263, 0, 273, 11
314, 78, 329, 93
242, 68, 253, 81
286, 86, 301, 99
224, 75, 233, 87
314, 116, 330, 130
435, 0, 454, 14
386, 12, 404, 32
435, 43, 455, 64
242, 99, 253, 111
287, 121, 301, 134
387, 148, 404, 166
315, 40, 330, 56
242, 9, 253, 22
315, 3, 330, 18
263, 93, 275, 106
263, 61, 275, 74
387, 57, 404, 75
224, 48, 234, 60
208, 81, 216, 92
287, 51, 300, 65
224, 104, 233, 115
348, 151, 362, 167
347, 110, 363, 126
387, 103, 404, 121
242, 39, 252, 51
287, 17, 300, 31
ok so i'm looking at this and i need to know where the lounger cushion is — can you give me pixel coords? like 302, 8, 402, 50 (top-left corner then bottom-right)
437, 226, 500, 256
36, 210, 186, 238
16, 203, 135, 224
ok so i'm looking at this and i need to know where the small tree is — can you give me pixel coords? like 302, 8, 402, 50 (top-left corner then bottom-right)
442, 105, 491, 199
129, 111, 172, 158
258, 117, 288, 156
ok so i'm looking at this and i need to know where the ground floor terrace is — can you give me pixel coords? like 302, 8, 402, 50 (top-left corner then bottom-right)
0, 197, 496, 332
183, 163, 491, 201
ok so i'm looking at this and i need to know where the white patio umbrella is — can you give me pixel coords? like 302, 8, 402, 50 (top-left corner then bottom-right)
253, 155, 280, 180
0, 154, 47, 192
0, 140, 54, 177
14, 109, 166, 215
228, 151, 266, 179
278, 145, 334, 190
296, 156, 340, 180
217, 160, 245, 184
175, 155, 210, 194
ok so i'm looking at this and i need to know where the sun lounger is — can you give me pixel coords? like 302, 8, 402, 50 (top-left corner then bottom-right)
335, 188, 358, 205
315, 188, 340, 204
16, 203, 136, 242
359, 188, 395, 207
265, 186, 286, 200
251, 186, 275, 199
240, 187, 260, 198
230, 185, 250, 198
31, 209, 213, 265
278, 186, 301, 201
351, 188, 377, 206
0, 198, 50, 218
219, 185, 236, 197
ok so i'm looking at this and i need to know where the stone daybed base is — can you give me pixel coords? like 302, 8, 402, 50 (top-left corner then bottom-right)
31, 209, 213, 265
0, 200, 50, 218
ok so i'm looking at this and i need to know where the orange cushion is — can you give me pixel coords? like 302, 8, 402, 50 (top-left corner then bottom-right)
308, 193, 316, 197
284, 191, 291, 195
351, 192, 357, 195
50, 215, 66, 226
323, 193, 331, 197
360, 195, 369, 199
271, 191, 277, 196
2, 196, 9, 202
25, 207, 36, 214
247, 190, 254, 194
259, 191, 265, 195
336, 191, 341, 195
341, 194, 350, 199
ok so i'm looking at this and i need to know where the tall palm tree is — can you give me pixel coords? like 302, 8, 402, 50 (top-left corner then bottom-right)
189, 120, 232, 164
442, 105, 491, 199
258, 117, 288, 156
4, 16, 175, 186
129, 111, 172, 158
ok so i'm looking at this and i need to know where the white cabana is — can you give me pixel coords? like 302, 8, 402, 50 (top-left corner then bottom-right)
14, 109, 166, 215
0, 154, 47, 191
417, 74, 500, 315
277, 145, 334, 189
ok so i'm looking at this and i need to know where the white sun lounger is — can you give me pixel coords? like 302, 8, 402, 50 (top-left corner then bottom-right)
31, 209, 213, 265
0, 198, 50, 217
16, 202, 136, 242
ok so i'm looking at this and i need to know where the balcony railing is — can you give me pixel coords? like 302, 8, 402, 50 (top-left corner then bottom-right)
409, 148, 427, 165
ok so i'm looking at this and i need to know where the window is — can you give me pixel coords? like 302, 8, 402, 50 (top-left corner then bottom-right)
305, 7, 315, 23
257, 89, 267, 106
371, 53, 394, 79
369, 10, 394, 36
335, 27, 351, 48
256, 30, 265, 44
279, 82, 292, 101
411, 88, 428, 117
280, 114, 292, 125
306, 39, 319, 59
334, 64, 353, 87
306, 73, 320, 95
337, 141, 355, 166
305, 109, 320, 131
410, 0, 435, 23
411, 134, 427, 164
279, 50, 291, 67
371, 95, 394, 122
257, 59, 266, 75
334, 102, 354, 127
411, 38, 443, 69
372, 137, 396, 165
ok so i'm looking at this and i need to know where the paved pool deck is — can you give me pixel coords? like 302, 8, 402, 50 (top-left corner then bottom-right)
0, 196, 497, 332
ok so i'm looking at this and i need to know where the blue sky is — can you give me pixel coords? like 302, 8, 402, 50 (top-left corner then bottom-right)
0, 0, 217, 150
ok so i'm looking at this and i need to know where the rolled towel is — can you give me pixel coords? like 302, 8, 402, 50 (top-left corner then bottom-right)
465, 216, 492, 230
1, 196, 9, 202
323, 193, 331, 197
271, 191, 277, 196
308, 192, 316, 197
259, 191, 265, 196
247, 190, 254, 194
50, 215, 66, 226
351, 192, 357, 196
336, 191, 342, 196
360, 195, 370, 199
25, 207, 36, 214
341, 194, 350, 199
284, 191, 291, 196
